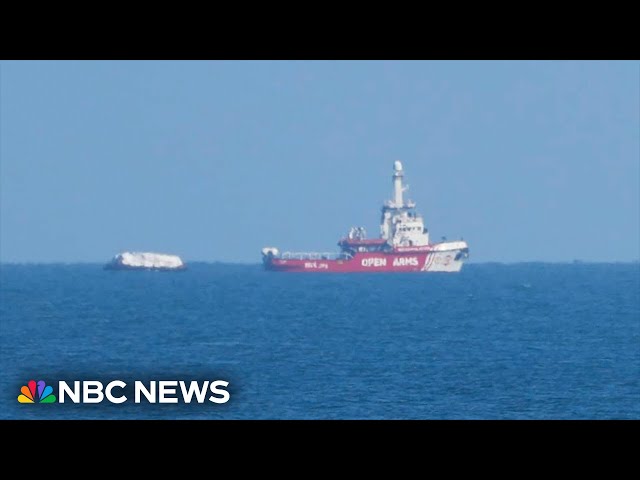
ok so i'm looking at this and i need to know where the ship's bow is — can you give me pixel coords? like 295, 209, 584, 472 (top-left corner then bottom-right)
422, 241, 469, 272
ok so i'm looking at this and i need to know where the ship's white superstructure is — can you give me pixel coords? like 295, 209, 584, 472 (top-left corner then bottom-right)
380, 161, 429, 247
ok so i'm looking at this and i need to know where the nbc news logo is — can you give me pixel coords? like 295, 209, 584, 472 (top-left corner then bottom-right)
18, 378, 230, 404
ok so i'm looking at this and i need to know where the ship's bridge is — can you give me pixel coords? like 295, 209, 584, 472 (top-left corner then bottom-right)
384, 199, 416, 210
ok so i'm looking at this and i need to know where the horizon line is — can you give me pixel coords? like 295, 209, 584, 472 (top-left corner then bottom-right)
1, 259, 639, 266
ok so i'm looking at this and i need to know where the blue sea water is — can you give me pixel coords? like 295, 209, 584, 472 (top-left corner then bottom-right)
1, 262, 638, 419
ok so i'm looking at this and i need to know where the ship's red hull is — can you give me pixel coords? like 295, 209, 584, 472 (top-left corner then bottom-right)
264, 248, 466, 273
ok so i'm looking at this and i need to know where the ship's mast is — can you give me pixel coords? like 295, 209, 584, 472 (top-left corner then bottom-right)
380, 161, 427, 246
393, 160, 404, 207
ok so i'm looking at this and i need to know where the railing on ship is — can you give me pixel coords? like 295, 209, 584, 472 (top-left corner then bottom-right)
280, 252, 352, 261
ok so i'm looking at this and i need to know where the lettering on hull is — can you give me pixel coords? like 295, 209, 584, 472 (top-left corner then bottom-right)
304, 262, 329, 269
392, 257, 418, 267
433, 255, 452, 266
361, 258, 387, 267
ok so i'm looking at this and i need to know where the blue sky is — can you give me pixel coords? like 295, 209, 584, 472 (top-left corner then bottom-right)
1, 60, 638, 263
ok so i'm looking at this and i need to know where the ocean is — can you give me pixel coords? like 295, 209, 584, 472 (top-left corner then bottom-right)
1, 262, 638, 419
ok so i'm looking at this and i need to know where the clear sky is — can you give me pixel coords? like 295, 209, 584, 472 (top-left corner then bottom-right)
1, 60, 638, 263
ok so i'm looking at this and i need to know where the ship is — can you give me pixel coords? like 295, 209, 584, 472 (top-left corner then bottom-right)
261, 161, 469, 272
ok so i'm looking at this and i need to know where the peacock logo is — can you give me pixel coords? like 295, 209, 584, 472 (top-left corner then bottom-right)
18, 380, 57, 403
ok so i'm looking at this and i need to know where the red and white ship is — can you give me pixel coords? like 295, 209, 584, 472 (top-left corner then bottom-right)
262, 161, 469, 272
